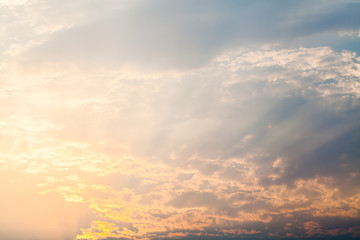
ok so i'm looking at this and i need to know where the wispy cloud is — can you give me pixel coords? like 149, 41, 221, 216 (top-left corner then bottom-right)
19, 0, 360, 70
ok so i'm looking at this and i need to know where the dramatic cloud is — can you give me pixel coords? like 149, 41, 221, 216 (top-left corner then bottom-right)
0, 0, 359, 239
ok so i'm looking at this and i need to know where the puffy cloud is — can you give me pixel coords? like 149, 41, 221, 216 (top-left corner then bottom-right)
1, 44, 360, 239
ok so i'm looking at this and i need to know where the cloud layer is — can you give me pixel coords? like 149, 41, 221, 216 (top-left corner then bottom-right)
0, 0, 360, 239
22, 0, 360, 70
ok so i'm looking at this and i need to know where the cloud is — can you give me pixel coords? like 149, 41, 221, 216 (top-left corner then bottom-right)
2, 44, 360, 239
21, 0, 360, 70
168, 191, 223, 208
1, 1, 360, 239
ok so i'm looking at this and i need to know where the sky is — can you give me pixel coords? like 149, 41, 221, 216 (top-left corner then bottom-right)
0, 0, 360, 239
